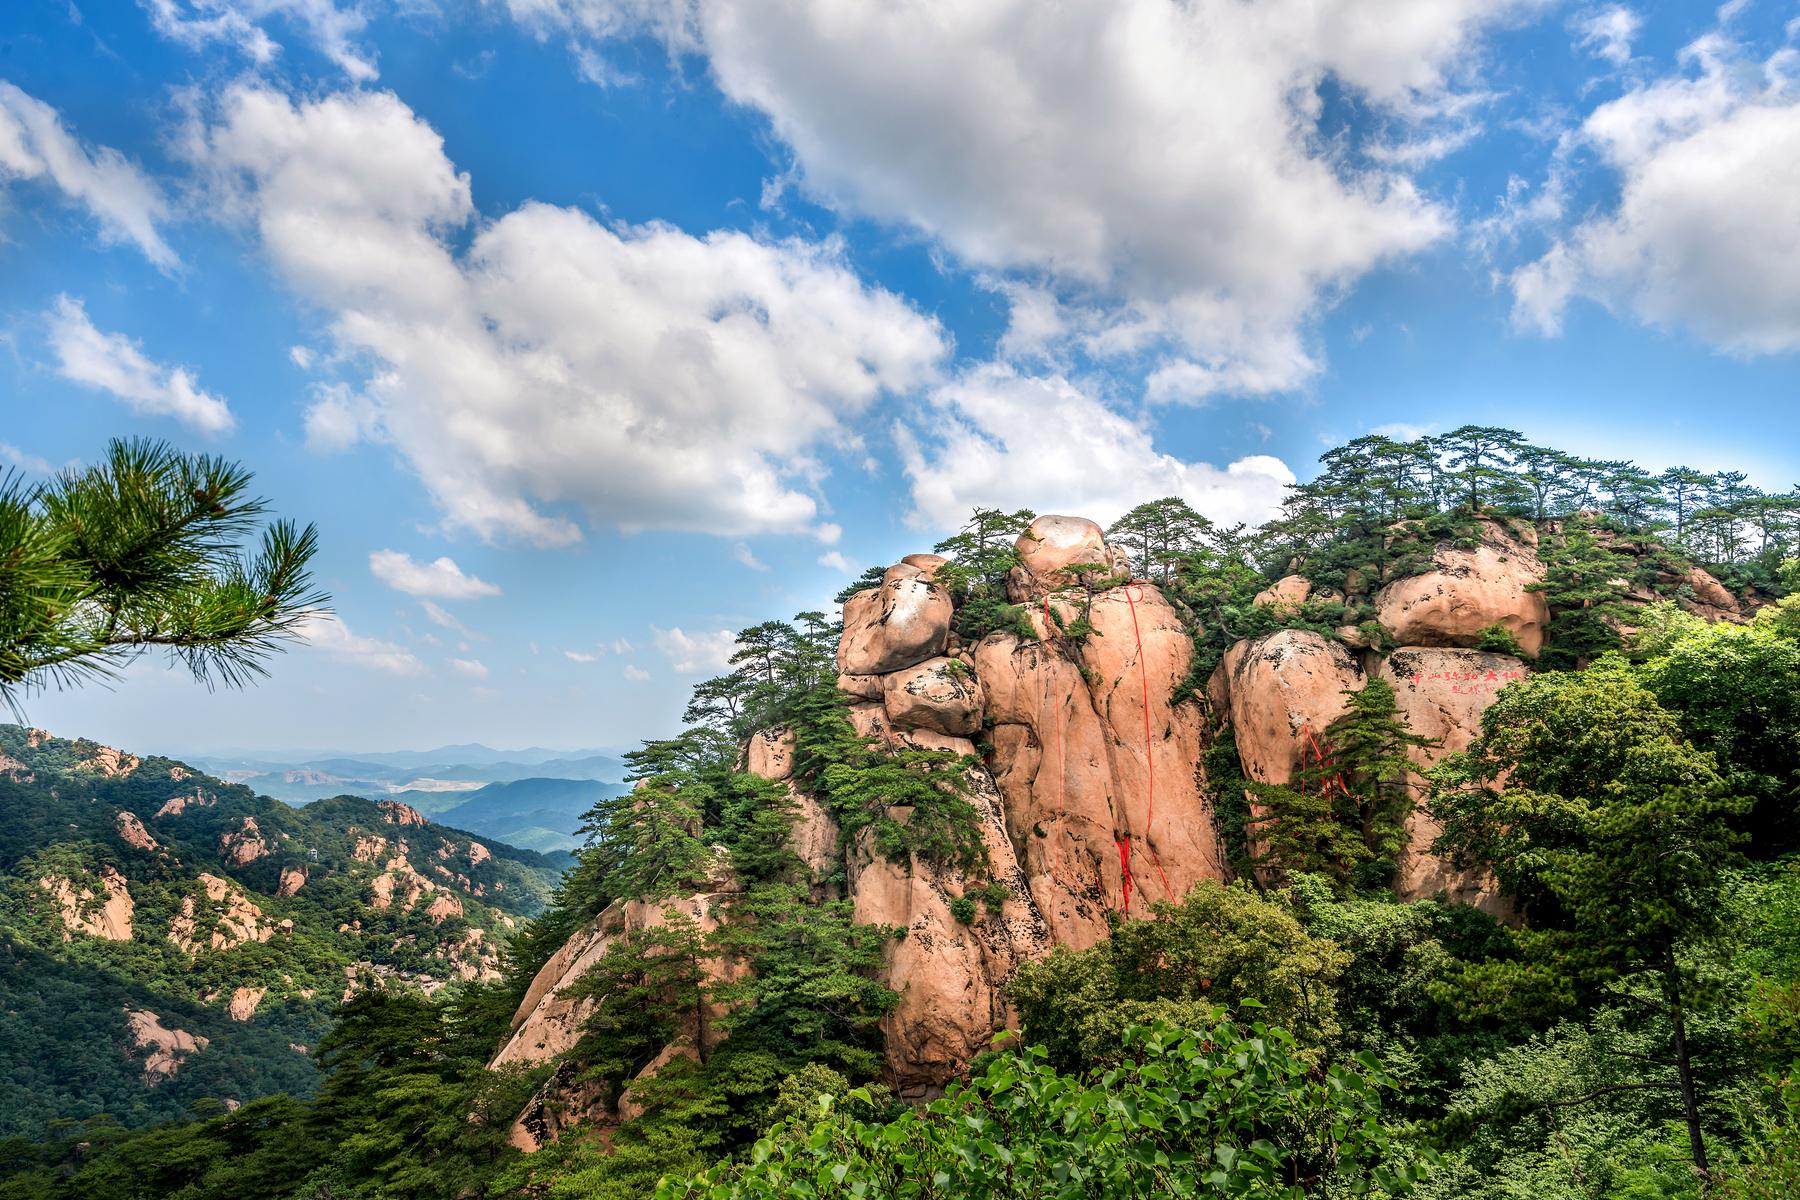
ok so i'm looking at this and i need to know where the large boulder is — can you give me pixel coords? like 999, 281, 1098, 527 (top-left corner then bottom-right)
1222, 630, 1363, 788
1374, 519, 1549, 656
1377, 647, 1523, 911
882, 657, 985, 737
837, 572, 955, 676
1007, 515, 1129, 601
1253, 575, 1311, 610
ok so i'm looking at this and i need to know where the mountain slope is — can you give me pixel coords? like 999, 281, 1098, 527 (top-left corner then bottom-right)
428, 777, 631, 852
0, 726, 564, 1138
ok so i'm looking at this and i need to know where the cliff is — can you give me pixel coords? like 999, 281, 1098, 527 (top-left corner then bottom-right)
498, 511, 1748, 1144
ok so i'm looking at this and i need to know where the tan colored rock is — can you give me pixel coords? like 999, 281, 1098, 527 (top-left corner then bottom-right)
744, 729, 795, 780
169, 873, 270, 955
168, 766, 191, 782
1374, 519, 1549, 656
1015, 518, 1123, 586
124, 1009, 207, 1084
1377, 648, 1523, 912
1253, 575, 1312, 609
38, 865, 134, 941
837, 571, 955, 676
116, 811, 158, 852
493, 890, 741, 1072
379, 800, 429, 827
882, 657, 984, 737
157, 789, 215, 818
220, 816, 272, 866
425, 892, 464, 923
743, 730, 839, 881
0, 752, 33, 782
1225, 630, 1364, 789
844, 756, 1048, 1095
972, 584, 1227, 950
227, 986, 266, 1022
900, 552, 948, 579
468, 841, 491, 866
81, 745, 140, 777
277, 866, 307, 896
837, 672, 885, 701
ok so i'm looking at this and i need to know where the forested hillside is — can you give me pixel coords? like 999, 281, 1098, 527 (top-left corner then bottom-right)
6, 429, 1800, 1199
0, 727, 563, 1139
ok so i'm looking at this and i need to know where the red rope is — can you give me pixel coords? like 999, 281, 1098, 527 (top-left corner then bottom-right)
1123, 586, 1172, 901
1041, 594, 1106, 911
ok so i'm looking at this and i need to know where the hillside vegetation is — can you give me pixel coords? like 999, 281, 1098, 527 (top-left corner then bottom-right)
0, 726, 562, 1140
6, 427, 1800, 1199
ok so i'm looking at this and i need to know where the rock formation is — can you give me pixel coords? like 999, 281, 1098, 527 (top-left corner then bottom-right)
38, 865, 135, 941
503, 508, 1753, 1144
1374, 518, 1549, 656
124, 1009, 207, 1084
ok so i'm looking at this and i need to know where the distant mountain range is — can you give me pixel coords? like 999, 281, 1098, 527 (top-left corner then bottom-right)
427, 777, 632, 853
182, 744, 631, 812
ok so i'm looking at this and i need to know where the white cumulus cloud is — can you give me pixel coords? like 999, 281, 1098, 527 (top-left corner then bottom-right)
623, 664, 651, 682
143, 0, 378, 82
368, 549, 502, 599
652, 625, 737, 674
899, 366, 1297, 531
1574, 6, 1641, 67
0, 82, 176, 268
297, 613, 424, 675
45, 296, 234, 433
188, 83, 945, 546
448, 657, 489, 679
1511, 33, 1800, 354
513, 0, 1532, 397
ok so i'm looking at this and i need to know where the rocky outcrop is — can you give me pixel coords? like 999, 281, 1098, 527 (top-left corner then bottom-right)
227, 986, 266, 1021
277, 866, 308, 896
157, 789, 215, 818
882, 657, 984, 736
169, 873, 273, 955
81, 745, 140, 777
1378, 648, 1524, 910
379, 800, 429, 827
220, 816, 273, 866
1218, 630, 1363, 789
1253, 575, 1312, 610
1374, 518, 1549, 656
837, 569, 954, 676
511, 508, 1732, 1141
116, 811, 159, 852
125, 1009, 207, 1084
39, 865, 135, 941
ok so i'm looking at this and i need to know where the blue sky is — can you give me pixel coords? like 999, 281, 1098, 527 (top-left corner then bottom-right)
3, 0, 1797, 754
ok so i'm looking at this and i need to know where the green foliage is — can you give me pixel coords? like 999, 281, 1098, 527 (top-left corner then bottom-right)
933, 507, 1037, 642
1106, 497, 1213, 584
0, 439, 327, 706
1249, 679, 1437, 890
948, 894, 976, 924
1473, 622, 1526, 656
1008, 881, 1347, 1071
659, 1019, 1430, 1200
0, 725, 558, 1140
1428, 658, 1751, 1176
1531, 516, 1635, 668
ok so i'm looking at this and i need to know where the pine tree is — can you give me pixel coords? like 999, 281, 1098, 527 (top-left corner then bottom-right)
0, 438, 326, 706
